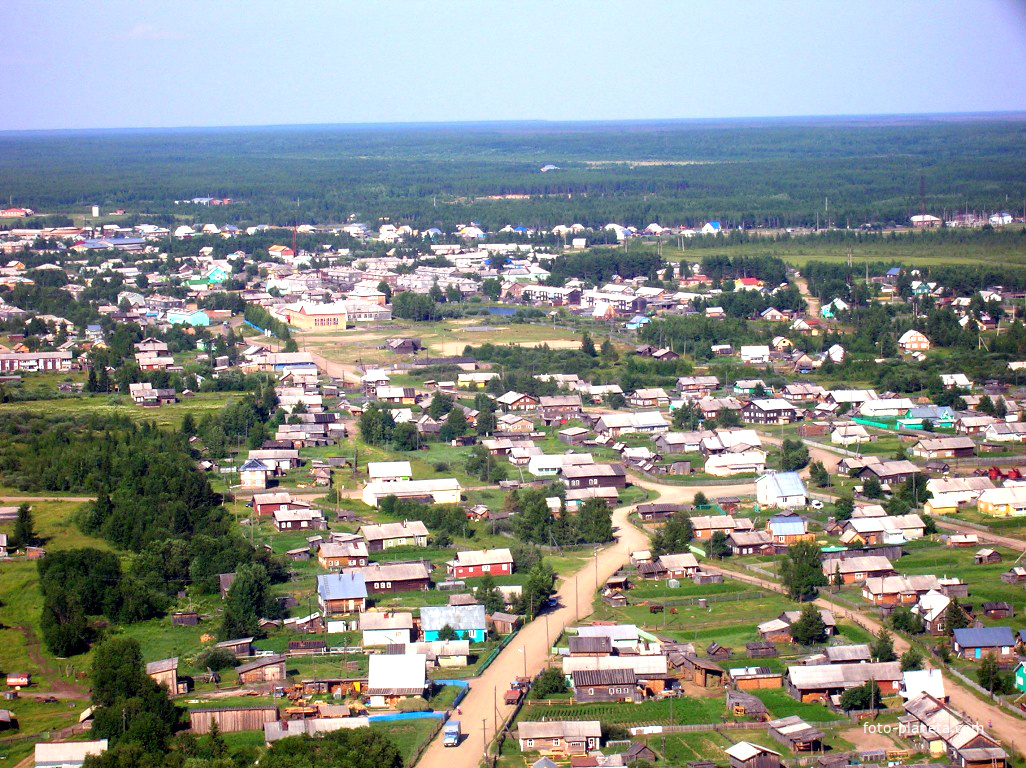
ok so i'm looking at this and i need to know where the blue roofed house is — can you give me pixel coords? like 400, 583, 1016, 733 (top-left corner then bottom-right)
625, 315, 651, 330
317, 572, 368, 616
952, 627, 1016, 662
205, 265, 230, 284
420, 604, 487, 643
756, 472, 807, 510
166, 309, 210, 327
766, 515, 814, 547
701, 221, 722, 235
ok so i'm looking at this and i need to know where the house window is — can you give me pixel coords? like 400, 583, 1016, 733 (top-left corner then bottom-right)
386, 582, 392, 588
525, 739, 534, 748
552, 739, 560, 746
588, 688, 594, 695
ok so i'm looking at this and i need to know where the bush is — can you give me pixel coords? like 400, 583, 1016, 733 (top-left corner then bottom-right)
531, 666, 569, 699
396, 697, 431, 712
195, 646, 239, 672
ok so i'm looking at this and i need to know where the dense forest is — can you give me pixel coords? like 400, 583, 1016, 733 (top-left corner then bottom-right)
2, 117, 1025, 230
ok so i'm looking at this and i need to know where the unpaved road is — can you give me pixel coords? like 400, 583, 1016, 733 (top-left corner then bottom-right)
415, 501, 650, 768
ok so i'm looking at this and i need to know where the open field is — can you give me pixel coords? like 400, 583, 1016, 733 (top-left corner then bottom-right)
0, 392, 243, 430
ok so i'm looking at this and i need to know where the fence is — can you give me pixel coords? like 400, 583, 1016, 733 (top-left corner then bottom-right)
475, 627, 520, 677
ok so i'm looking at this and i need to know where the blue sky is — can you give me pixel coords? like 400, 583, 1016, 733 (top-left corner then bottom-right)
4, 0, 1026, 130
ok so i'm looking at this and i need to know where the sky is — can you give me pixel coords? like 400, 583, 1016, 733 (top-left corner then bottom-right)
4, 0, 1026, 131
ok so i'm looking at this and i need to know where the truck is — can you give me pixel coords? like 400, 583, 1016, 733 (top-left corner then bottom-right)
443, 720, 461, 747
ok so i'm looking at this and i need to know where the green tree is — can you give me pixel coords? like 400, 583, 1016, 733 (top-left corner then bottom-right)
900, 646, 924, 671
651, 509, 694, 556
891, 606, 925, 635
809, 461, 830, 488
437, 624, 458, 641
376, 280, 392, 302
977, 652, 1010, 695
180, 412, 196, 437
944, 599, 970, 635
531, 665, 569, 699
474, 573, 505, 614
672, 401, 701, 431
260, 723, 403, 768
11, 503, 38, 549
476, 407, 496, 436
834, 496, 855, 522
581, 332, 597, 357
427, 392, 454, 419
708, 531, 730, 560
87, 366, 98, 393
790, 603, 827, 645
220, 563, 272, 640
439, 407, 468, 442
40, 586, 89, 657
780, 439, 810, 471
600, 338, 619, 362
577, 498, 614, 543
871, 627, 896, 662
481, 278, 502, 301
779, 540, 827, 601
716, 408, 742, 428
392, 421, 419, 451
863, 476, 883, 499
839, 680, 881, 711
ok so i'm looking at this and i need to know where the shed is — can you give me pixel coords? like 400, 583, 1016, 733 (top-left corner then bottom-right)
190, 706, 279, 734
974, 549, 1002, 565
236, 656, 286, 684
725, 741, 782, 768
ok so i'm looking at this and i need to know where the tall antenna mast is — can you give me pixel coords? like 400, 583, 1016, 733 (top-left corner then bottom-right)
919, 174, 926, 218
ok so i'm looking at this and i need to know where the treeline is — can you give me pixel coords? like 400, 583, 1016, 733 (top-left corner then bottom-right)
510, 487, 615, 547
0, 414, 285, 654
465, 343, 601, 378
699, 254, 789, 286
639, 315, 769, 360
543, 249, 664, 284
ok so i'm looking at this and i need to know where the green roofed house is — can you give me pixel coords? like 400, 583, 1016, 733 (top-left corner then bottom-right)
1015, 660, 1026, 693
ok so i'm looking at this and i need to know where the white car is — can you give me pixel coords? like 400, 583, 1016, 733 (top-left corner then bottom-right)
810, 499, 824, 510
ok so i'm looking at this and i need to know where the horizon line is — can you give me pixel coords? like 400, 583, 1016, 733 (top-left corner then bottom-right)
3, 110, 1026, 137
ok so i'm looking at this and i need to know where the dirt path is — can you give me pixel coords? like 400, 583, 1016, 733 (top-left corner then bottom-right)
17, 626, 88, 700
792, 273, 821, 318
0, 496, 95, 503
935, 519, 1026, 550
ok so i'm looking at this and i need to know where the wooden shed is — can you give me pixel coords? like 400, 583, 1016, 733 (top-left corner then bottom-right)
216, 637, 254, 658
489, 612, 521, 635
171, 612, 199, 627
237, 656, 287, 685
974, 549, 1002, 565
725, 741, 782, 768
190, 706, 279, 734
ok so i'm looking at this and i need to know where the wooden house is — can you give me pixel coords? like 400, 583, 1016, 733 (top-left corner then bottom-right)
215, 637, 253, 657
725, 741, 781, 768
517, 721, 602, 758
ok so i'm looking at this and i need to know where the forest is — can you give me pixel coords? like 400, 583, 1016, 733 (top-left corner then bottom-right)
2, 116, 1025, 230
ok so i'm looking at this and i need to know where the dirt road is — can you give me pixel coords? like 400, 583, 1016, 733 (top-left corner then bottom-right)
792, 273, 821, 318
934, 519, 1026, 551
415, 503, 650, 768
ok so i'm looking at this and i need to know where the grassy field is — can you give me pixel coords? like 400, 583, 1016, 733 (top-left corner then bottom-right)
0, 391, 243, 430
663, 231, 1026, 268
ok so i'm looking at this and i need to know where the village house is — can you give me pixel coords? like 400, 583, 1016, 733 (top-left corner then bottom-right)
628, 388, 671, 409
570, 669, 643, 703
902, 693, 1006, 768
826, 555, 896, 585
316, 572, 368, 615
861, 574, 943, 607
146, 658, 183, 695
360, 612, 414, 646
977, 486, 1026, 517
911, 436, 976, 460
367, 461, 413, 483
316, 539, 369, 568
656, 553, 700, 578
421, 604, 487, 642
496, 391, 540, 411
446, 548, 514, 579
725, 741, 781, 768
742, 399, 799, 425
516, 721, 602, 758
361, 479, 462, 507
690, 515, 754, 541
34, 741, 109, 768
272, 506, 326, 532
561, 463, 627, 490
346, 561, 432, 594
727, 530, 774, 556
952, 627, 1016, 662
756, 472, 807, 509
839, 514, 926, 546
366, 653, 427, 709
765, 515, 814, 547
858, 459, 919, 487
786, 661, 901, 703
898, 329, 931, 352
357, 521, 430, 551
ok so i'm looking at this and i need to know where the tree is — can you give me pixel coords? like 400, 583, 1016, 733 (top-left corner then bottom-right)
790, 603, 827, 645
427, 392, 454, 419
600, 338, 619, 362
834, 496, 855, 522
437, 624, 458, 641
520, 561, 556, 618
890, 606, 924, 635
901, 646, 924, 671
474, 573, 505, 614
716, 408, 742, 428
780, 439, 810, 472
944, 599, 970, 635
531, 665, 569, 699
481, 278, 502, 301
581, 332, 597, 357
651, 510, 694, 556
220, 563, 272, 640
261, 725, 402, 768
392, 421, 419, 451
871, 628, 896, 662
439, 407, 468, 442
780, 540, 827, 601
180, 412, 196, 437
11, 503, 38, 549
92, 637, 148, 707
809, 461, 830, 488
476, 407, 496, 436
376, 280, 392, 303
577, 498, 614, 543
863, 476, 883, 499
87, 366, 98, 393
839, 680, 881, 711
672, 401, 701, 431
977, 652, 1010, 696
40, 586, 89, 657
693, 492, 709, 507
708, 531, 730, 560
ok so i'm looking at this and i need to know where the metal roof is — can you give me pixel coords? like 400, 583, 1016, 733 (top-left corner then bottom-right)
952, 626, 1015, 648
317, 572, 367, 601
367, 653, 427, 693
759, 471, 806, 498
420, 604, 486, 632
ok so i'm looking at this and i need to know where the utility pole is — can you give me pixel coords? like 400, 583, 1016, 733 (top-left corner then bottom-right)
482, 718, 488, 763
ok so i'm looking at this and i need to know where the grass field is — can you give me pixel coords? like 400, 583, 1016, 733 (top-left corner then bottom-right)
0, 391, 243, 430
